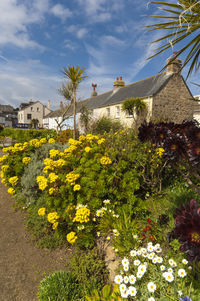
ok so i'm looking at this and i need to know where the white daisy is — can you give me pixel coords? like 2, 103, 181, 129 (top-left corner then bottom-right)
156, 256, 163, 263
163, 272, 174, 282
168, 268, 173, 273
124, 276, 129, 284
122, 258, 129, 266
119, 283, 127, 292
178, 269, 187, 278
141, 248, 147, 254
148, 245, 154, 252
114, 275, 123, 284
147, 282, 156, 293
156, 247, 162, 253
121, 290, 129, 298
128, 286, 137, 297
123, 265, 129, 272
148, 297, 155, 301
138, 264, 147, 274
130, 250, 137, 257
134, 260, 141, 266
182, 259, 188, 265
152, 257, 158, 264
169, 259, 175, 267
178, 290, 183, 296
129, 275, 136, 284
172, 261, 177, 267
137, 271, 143, 279
154, 243, 160, 249
160, 265, 165, 271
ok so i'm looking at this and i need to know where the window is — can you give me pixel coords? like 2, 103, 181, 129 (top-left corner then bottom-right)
31, 107, 33, 111
115, 106, 120, 118
127, 111, 133, 118
37, 107, 40, 112
27, 114, 32, 120
106, 107, 110, 117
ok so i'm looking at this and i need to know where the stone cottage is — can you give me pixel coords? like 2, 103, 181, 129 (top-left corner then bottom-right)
79, 56, 195, 129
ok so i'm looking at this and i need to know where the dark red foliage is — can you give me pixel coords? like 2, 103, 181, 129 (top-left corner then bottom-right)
171, 199, 200, 262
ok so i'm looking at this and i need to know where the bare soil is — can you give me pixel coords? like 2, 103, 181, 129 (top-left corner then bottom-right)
0, 180, 67, 301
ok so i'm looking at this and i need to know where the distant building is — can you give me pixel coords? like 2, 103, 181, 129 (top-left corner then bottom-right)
18, 101, 51, 128
0, 104, 18, 127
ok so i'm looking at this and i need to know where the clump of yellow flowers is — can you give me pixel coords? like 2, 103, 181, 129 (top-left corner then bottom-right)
48, 172, 58, 183
100, 156, 112, 165
22, 157, 32, 165
7, 187, 15, 195
66, 231, 77, 244
8, 176, 18, 186
36, 176, 48, 191
73, 205, 90, 223
65, 171, 80, 186
156, 147, 165, 157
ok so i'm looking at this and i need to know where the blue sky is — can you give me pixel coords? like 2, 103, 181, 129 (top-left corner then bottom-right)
0, 0, 199, 109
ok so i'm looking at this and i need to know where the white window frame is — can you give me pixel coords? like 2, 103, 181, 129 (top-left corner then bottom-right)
106, 107, 110, 117
115, 106, 120, 118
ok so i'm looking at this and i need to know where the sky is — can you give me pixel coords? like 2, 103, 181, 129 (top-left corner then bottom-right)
0, 0, 199, 110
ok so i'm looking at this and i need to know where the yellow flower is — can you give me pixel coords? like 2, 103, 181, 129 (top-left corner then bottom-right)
156, 147, 165, 157
47, 211, 59, 223
73, 206, 90, 223
48, 138, 55, 143
79, 135, 86, 142
52, 222, 58, 230
1, 165, 9, 172
65, 172, 80, 185
49, 149, 60, 158
97, 138, 105, 145
100, 156, 112, 165
73, 184, 81, 191
68, 138, 81, 146
49, 187, 56, 195
8, 176, 18, 186
38, 208, 46, 216
36, 176, 48, 191
66, 232, 77, 244
8, 187, 15, 195
40, 138, 47, 144
22, 157, 32, 165
85, 147, 91, 153
48, 172, 58, 183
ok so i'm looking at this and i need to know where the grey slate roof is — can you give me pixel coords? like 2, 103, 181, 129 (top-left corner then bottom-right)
84, 72, 173, 109
44, 100, 88, 118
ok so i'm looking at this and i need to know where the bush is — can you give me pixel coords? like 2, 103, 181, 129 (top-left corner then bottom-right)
68, 247, 108, 296
1, 128, 56, 143
56, 129, 73, 144
90, 116, 124, 134
38, 271, 81, 301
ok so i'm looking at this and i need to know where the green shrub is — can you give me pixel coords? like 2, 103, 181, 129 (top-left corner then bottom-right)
90, 116, 123, 134
38, 271, 81, 301
56, 129, 73, 144
68, 247, 108, 296
1, 128, 56, 143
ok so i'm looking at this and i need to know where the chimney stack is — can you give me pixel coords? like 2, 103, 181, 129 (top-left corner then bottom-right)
60, 101, 63, 110
48, 100, 51, 110
91, 83, 98, 97
113, 76, 125, 93
166, 52, 182, 74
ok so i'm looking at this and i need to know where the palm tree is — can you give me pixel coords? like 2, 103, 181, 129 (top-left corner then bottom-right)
62, 66, 87, 139
147, 1, 200, 78
122, 97, 147, 128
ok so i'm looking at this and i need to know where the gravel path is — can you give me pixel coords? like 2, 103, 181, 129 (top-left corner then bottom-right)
0, 180, 67, 301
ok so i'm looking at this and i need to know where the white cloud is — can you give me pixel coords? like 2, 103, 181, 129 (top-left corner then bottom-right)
50, 4, 72, 22
64, 39, 77, 51
66, 25, 88, 39
0, 59, 63, 109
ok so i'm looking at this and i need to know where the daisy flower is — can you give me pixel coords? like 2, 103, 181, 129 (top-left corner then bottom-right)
168, 268, 173, 273
137, 271, 144, 279
122, 258, 129, 266
163, 272, 174, 282
130, 250, 137, 257
134, 260, 141, 266
114, 275, 123, 284
121, 290, 129, 298
128, 286, 137, 297
182, 259, 188, 265
138, 264, 147, 274
119, 283, 127, 292
147, 282, 156, 293
129, 275, 136, 284
124, 276, 129, 284
148, 297, 155, 301
160, 265, 165, 271
178, 269, 187, 278
123, 265, 129, 271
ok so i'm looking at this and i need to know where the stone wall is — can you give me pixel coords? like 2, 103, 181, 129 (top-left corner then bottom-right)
151, 74, 195, 123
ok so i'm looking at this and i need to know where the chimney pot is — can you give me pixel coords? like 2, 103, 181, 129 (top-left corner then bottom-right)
60, 101, 63, 109
120, 76, 122, 80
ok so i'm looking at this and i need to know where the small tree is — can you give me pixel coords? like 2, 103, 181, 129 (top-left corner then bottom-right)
122, 97, 147, 128
79, 105, 92, 133
31, 118, 39, 129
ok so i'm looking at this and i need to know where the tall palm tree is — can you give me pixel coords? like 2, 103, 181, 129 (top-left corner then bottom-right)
62, 66, 87, 139
147, 1, 200, 78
